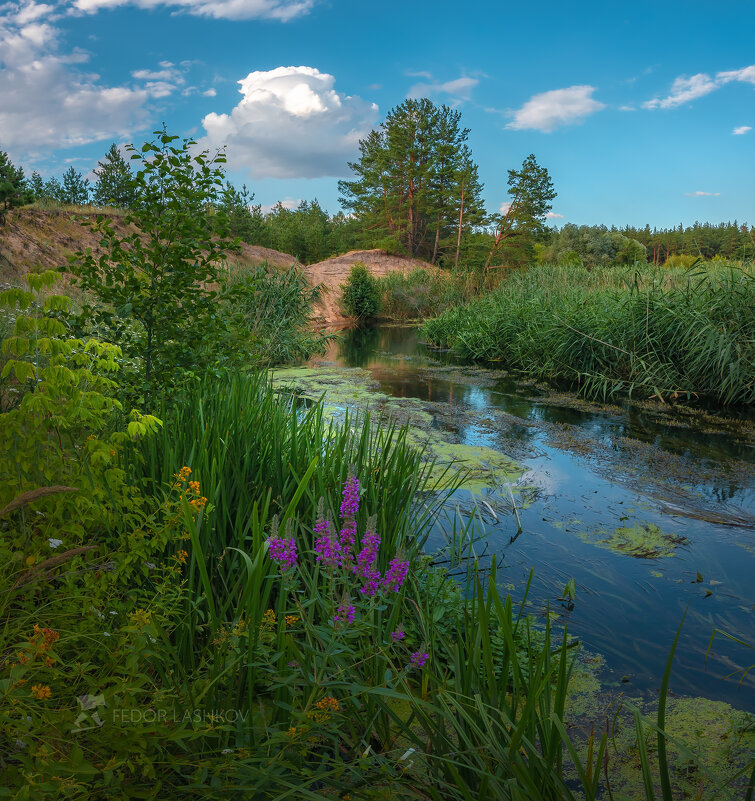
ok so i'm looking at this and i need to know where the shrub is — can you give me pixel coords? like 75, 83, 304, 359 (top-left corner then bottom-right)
340, 262, 381, 319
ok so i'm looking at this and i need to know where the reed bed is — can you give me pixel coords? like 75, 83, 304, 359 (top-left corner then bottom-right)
422, 262, 754, 405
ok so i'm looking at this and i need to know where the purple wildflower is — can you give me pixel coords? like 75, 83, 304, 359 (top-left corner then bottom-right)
333, 603, 356, 625
314, 516, 342, 568
338, 519, 357, 560
340, 474, 360, 519
354, 529, 380, 577
410, 651, 429, 669
267, 536, 297, 572
391, 628, 406, 642
359, 567, 382, 597
382, 557, 409, 593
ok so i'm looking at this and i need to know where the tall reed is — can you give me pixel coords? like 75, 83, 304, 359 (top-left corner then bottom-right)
422, 262, 754, 405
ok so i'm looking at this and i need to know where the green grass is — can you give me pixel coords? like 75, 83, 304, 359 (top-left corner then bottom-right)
422, 261, 755, 405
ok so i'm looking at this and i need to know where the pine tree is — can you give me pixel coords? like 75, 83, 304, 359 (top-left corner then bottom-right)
486, 154, 556, 267
43, 177, 64, 203
92, 143, 135, 208
61, 166, 90, 206
0, 151, 33, 210
29, 171, 45, 200
339, 99, 485, 262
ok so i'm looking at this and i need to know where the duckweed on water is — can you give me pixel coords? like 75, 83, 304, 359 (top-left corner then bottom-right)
272, 365, 526, 492
576, 522, 688, 558
608, 697, 755, 801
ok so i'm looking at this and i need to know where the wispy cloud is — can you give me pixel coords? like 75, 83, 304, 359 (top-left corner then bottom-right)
72, 0, 314, 21
684, 191, 720, 197
506, 85, 605, 132
644, 64, 755, 109
546, 212, 564, 219
407, 73, 480, 101
733, 125, 752, 135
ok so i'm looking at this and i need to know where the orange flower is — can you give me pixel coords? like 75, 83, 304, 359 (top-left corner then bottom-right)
188, 480, 200, 495
174, 549, 189, 565
284, 615, 299, 627
309, 696, 340, 723
189, 497, 207, 511
31, 684, 51, 700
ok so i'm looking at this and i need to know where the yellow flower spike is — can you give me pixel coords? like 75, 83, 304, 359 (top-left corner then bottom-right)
129, 609, 151, 628
31, 684, 52, 700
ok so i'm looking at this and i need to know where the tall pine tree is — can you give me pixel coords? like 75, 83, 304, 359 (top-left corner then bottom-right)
339, 99, 485, 264
0, 151, 33, 210
61, 166, 90, 206
92, 143, 135, 208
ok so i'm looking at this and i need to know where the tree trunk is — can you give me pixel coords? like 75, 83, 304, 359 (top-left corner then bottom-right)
432, 213, 441, 263
455, 182, 465, 268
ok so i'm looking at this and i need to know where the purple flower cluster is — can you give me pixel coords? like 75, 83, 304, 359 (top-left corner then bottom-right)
338, 519, 357, 558
354, 529, 380, 576
314, 516, 342, 568
267, 535, 297, 572
410, 651, 429, 669
333, 603, 356, 625
382, 557, 409, 593
391, 628, 405, 642
339, 474, 360, 519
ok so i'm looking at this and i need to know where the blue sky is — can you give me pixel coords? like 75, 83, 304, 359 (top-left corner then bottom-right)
2, 0, 753, 227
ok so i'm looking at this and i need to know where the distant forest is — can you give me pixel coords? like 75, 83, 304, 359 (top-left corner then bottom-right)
2, 107, 752, 268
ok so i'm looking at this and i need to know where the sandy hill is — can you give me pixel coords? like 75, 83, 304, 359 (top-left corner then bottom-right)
303, 249, 436, 327
0, 207, 296, 285
0, 210, 435, 327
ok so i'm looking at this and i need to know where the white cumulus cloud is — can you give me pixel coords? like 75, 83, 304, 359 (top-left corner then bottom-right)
644, 64, 755, 109
0, 6, 153, 154
546, 212, 564, 219
733, 125, 752, 135
72, 0, 313, 21
506, 85, 605, 132
199, 66, 379, 179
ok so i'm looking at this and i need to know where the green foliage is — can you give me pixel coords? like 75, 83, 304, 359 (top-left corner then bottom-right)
61, 166, 90, 206
92, 143, 136, 208
341, 262, 382, 319
543, 223, 647, 268
0, 269, 161, 561
67, 128, 238, 403
423, 261, 755, 405
0, 151, 33, 211
219, 263, 331, 364
339, 99, 487, 262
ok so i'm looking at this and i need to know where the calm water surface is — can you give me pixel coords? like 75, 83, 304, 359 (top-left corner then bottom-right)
313, 325, 754, 709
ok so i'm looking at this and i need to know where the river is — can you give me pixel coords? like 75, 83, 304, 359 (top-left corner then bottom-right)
276, 324, 754, 712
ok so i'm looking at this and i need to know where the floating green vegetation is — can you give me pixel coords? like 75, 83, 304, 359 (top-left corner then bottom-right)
421, 440, 524, 492
565, 651, 605, 719
608, 697, 755, 801
576, 522, 688, 558
272, 364, 525, 492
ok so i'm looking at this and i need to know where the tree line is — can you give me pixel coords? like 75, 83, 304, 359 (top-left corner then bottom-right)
2, 96, 752, 266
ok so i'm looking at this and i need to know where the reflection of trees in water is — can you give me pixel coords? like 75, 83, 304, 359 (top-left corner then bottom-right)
337, 325, 382, 367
